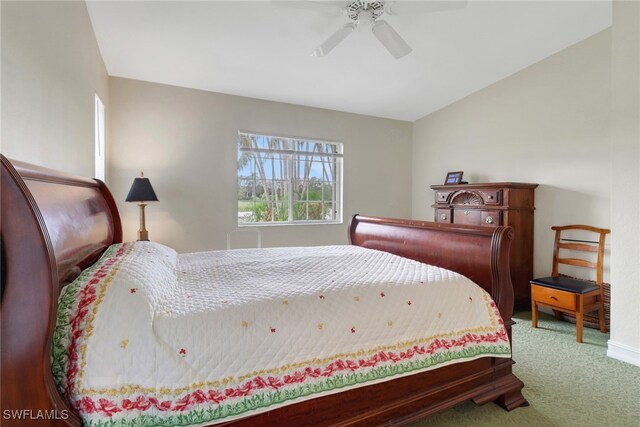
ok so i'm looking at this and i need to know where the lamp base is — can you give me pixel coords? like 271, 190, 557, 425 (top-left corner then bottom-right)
137, 202, 149, 241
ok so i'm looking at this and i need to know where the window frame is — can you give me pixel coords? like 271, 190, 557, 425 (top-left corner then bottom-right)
237, 131, 343, 227
94, 94, 106, 181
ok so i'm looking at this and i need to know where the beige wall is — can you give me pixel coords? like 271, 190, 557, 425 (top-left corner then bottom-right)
411, 29, 612, 283
108, 77, 412, 253
608, 0, 640, 365
1, 1, 108, 178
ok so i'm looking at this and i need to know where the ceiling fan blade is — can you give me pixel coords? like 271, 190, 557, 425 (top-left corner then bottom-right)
371, 20, 412, 59
272, 1, 346, 16
384, 1, 468, 16
311, 23, 356, 57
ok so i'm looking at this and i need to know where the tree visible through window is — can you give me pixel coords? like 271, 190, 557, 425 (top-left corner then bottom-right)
237, 132, 343, 225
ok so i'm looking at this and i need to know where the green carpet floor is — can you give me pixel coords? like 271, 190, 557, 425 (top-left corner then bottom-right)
412, 311, 640, 427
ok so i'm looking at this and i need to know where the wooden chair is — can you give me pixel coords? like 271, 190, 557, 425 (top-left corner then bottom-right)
530, 225, 610, 343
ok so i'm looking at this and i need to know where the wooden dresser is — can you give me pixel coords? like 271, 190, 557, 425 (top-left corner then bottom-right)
431, 182, 538, 308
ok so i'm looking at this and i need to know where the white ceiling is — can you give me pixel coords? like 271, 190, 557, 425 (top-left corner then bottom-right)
86, 1, 611, 121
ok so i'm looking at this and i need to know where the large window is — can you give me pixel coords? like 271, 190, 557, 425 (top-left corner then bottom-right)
237, 132, 343, 225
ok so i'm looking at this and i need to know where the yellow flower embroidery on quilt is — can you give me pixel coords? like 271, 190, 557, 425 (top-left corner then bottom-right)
241, 321, 249, 328
120, 340, 129, 349
387, 320, 393, 327
282, 300, 289, 305
317, 322, 324, 330
481, 291, 498, 328
77, 244, 135, 385
353, 296, 360, 302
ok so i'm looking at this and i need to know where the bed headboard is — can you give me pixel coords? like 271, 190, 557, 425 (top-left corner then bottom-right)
1, 155, 121, 424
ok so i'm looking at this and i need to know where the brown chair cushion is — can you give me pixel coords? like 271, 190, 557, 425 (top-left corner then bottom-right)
531, 276, 600, 294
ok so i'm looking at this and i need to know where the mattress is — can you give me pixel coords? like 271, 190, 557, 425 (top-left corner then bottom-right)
52, 242, 511, 426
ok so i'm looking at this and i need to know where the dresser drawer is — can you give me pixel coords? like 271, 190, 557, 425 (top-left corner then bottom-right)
531, 285, 576, 311
481, 211, 501, 227
480, 190, 502, 205
435, 209, 452, 223
453, 209, 481, 226
435, 191, 452, 204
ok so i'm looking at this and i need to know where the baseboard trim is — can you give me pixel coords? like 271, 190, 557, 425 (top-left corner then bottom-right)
607, 340, 640, 367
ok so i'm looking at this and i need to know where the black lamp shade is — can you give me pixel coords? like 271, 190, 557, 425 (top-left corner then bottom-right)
125, 177, 158, 202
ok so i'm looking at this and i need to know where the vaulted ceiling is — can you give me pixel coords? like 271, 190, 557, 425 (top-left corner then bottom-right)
87, 1, 611, 121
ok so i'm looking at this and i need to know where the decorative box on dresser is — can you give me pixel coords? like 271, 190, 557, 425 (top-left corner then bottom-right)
431, 182, 539, 308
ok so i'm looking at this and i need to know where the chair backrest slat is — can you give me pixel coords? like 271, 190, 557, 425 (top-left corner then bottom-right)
550, 225, 610, 285
552, 224, 610, 234
557, 257, 597, 269
558, 242, 598, 253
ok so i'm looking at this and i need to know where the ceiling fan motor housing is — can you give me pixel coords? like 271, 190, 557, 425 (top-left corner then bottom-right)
310, 0, 414, 59
347, 1, 385, 21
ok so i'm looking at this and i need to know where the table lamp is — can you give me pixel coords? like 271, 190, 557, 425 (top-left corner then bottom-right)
125, 172, 158, 241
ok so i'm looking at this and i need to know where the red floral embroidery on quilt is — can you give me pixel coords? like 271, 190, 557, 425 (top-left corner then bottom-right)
65, 244, 130, 406
122, 396, 152, 411
72, 327, 508, 418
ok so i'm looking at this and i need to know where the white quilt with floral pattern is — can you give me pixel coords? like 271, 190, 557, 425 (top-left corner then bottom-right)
52, 242, 511, 426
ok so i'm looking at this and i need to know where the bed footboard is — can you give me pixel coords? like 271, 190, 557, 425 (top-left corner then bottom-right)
348, 214, 515, 325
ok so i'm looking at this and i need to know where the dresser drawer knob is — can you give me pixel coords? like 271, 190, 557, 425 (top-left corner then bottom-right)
485, 216, 494, 224
441, 214, 447, 220
488, 195, 494, 200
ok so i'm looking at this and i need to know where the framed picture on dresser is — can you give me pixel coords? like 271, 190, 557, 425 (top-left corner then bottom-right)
444, 171, 464, 185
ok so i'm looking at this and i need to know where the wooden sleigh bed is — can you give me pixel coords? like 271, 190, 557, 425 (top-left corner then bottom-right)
0, 154, 525, 426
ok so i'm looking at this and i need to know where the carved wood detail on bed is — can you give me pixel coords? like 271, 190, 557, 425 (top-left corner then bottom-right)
0, 155, 524, 426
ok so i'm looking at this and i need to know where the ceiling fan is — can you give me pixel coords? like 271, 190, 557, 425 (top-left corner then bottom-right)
276, 1, 468, 59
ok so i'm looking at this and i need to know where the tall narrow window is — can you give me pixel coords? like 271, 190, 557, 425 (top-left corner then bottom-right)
94, 94, 106, 181
237, 132, 343, 225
